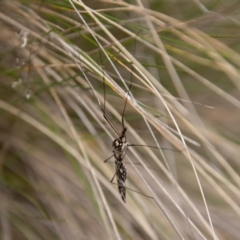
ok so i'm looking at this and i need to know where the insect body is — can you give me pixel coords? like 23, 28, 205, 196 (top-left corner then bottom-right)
112, 128, 128, 202
98, 44, 144, 203
101, 100, 130, 202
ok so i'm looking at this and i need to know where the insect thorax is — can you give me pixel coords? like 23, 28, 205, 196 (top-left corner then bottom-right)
112, 129, 128, 160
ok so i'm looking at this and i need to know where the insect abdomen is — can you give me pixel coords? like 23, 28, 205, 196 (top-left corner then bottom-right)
115, 161, 127, 202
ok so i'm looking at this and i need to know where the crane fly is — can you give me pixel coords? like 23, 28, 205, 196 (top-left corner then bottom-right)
100, 67, 130, 203
98, 39, 162, 203
81, 36, 180, 203
98, 41, 178, 203
98, 38, 138, 203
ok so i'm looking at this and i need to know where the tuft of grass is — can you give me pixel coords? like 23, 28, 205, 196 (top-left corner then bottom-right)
0, 0, 240, 239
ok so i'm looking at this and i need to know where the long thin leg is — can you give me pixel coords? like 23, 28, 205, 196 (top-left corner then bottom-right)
101, 108, 120, 136
110, 182, 152, 199
104, 154, 114, 163
110, 171, 116, 183
110, 181, 161, 205
99, 50, 120, 136
121, 35, 137, 131
110, 161, 124, 183
127, 144, 182, 152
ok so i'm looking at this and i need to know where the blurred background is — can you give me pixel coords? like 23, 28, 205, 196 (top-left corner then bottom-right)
0, 1, 240, 239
